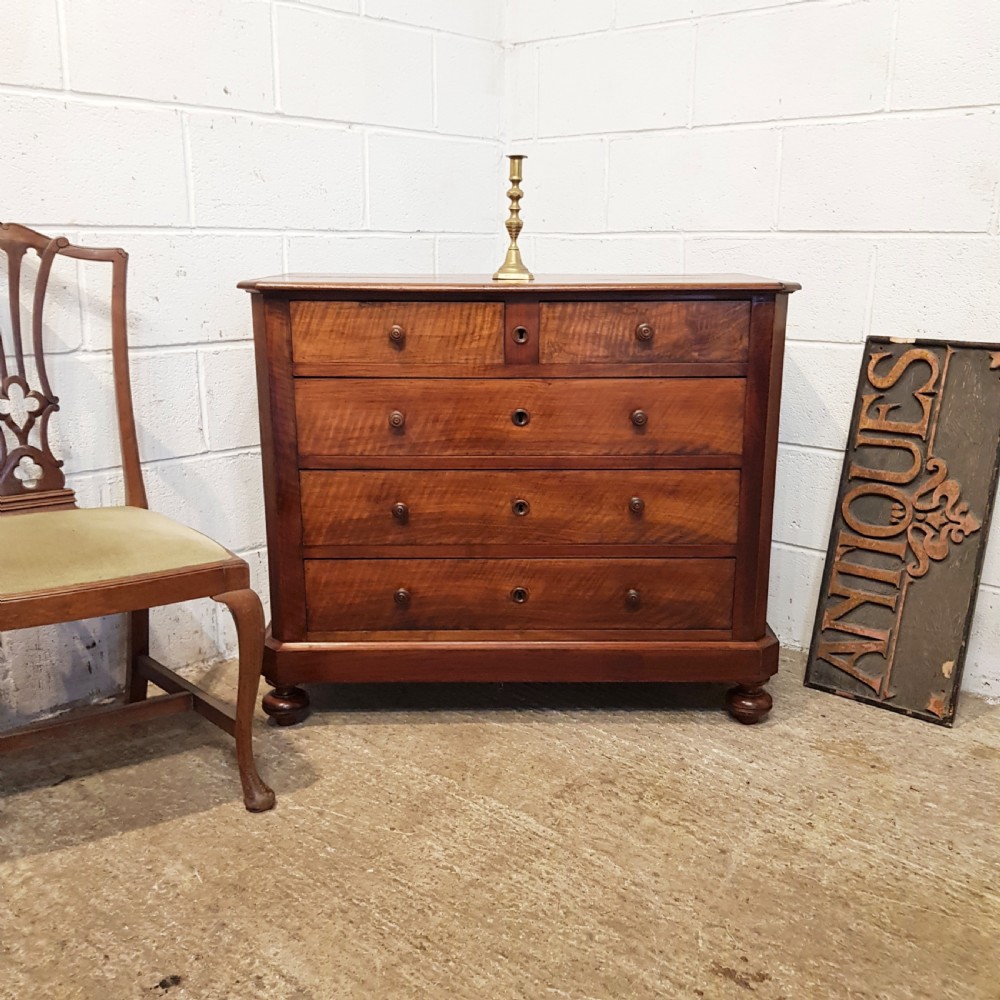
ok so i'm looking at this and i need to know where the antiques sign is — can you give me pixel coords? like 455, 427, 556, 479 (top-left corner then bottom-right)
805, 338, 1000, 725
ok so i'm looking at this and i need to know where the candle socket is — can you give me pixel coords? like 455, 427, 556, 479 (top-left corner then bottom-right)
492, 154, 534, 282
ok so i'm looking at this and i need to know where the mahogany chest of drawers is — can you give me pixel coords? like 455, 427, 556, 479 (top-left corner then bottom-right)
241, 275, 798, 725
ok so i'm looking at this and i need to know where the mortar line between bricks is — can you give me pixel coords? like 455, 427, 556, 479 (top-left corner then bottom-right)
509, 0, 855, 45
54, 0, 70, 91
532, 230, 996, 239
66, 444, 263, 480
778, 441, 845, 457
884, 0, 901, 111
270, 1, 282, 114
0, 83, 501, 144
29, 225, 500, 238
516, 103, 1000, 141
772, 539, 825, 556
276, 0, 502, 43
5, 81, 998, 140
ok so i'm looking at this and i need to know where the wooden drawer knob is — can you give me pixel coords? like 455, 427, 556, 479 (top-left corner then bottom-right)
635, 322, 654, 342
625, 588, 641, 610
511, 408, 530, 427
388, 324, 405, 345
394, 587, 411, 606
391, 501, 409, 522
510, 586, 529, 604
629, 496, 645, 515
630, 409, 648, 427
511, 498, 530, 517
388, 409, 406, 430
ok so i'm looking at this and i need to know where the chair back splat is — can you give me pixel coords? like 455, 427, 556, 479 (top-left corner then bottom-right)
0, 222, 147, 515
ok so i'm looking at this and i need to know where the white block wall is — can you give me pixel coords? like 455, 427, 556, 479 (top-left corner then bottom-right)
3, 0, 1000, 725
507, 0, 1000, 698
0, 0, 504, 726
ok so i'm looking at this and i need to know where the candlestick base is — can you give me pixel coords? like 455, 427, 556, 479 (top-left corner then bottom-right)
492, 246, 534, 281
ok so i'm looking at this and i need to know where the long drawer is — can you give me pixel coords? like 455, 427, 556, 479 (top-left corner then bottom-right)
295, 378, 746, 459
539, 300, 750, 363
300, 470, 740, 546
304, 558, 735, 631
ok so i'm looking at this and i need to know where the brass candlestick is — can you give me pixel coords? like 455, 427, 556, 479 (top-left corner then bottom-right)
492, 154, 534, 281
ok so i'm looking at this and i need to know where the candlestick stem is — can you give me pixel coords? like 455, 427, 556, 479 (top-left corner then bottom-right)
492, 154, 534, 281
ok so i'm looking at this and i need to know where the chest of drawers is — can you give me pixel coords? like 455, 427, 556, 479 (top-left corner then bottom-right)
241, 275, 798, 725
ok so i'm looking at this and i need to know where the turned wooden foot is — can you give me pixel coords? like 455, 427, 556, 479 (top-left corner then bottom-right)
726, 684, 773, 725
262, 685, 310, 726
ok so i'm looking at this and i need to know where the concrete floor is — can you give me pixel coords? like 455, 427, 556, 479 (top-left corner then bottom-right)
1, 650, 998, 1000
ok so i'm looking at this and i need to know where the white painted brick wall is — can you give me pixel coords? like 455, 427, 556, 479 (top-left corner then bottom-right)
0, 0, 503, 726
507, 0, 1000, 699
4, 0, 1000, 725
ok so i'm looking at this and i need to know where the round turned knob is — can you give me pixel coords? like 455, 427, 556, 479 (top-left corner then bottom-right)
635, 322, 654, 342
391, 501, 409, 522
511, 408, 531, 427
629, 496, 645, 515
625, 588, 642, 610
510, 586, 529, 604
388, 409, 406, 430
511, 498, 530, 517
512, 325, 529, 345
388, 324, 405, 345
394, 587, 411, 607
630, 409, 648, 427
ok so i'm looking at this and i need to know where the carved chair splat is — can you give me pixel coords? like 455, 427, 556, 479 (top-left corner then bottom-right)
0, 223, 274, 812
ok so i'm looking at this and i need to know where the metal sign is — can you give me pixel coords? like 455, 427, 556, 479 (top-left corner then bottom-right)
805, 337, 1000, 725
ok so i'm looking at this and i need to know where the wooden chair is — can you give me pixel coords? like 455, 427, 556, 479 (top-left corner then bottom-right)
0, 223, 275, 811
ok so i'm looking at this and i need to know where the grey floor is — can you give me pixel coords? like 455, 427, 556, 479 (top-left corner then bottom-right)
1, 650, 998, 1000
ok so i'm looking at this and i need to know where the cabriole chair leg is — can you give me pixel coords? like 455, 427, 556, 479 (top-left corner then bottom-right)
213, 589, 276, 812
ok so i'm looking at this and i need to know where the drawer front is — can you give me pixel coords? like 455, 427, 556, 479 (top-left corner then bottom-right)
290, 301, 504, 365
300, 470, 740, 546
295, 378, 746, 459
539, 301, 749, 364
305, 558, 735, 631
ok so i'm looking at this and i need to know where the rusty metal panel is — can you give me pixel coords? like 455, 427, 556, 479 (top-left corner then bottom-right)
804, 337, 1000, 725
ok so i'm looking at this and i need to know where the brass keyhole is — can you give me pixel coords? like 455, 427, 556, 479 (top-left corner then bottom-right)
512, 408, 530, 427
511, 586, 529, 604
512, 326, 529, 345
511, 498, 530, 517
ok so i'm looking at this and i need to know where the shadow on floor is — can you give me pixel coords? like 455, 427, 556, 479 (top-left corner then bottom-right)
304, 679, 745, 723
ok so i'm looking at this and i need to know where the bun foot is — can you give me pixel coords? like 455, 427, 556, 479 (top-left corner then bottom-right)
262, 685, 310, 726
726, 684, 773, 725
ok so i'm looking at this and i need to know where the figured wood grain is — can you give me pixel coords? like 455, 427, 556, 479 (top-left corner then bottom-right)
304, 558, 735, 632
300, 469, 740, 546
540, 300, 749, 364
290, 300, 503, 365
295, 378, 746, 459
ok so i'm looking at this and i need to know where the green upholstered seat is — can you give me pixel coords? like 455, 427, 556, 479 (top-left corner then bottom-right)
0, 507, 232, 599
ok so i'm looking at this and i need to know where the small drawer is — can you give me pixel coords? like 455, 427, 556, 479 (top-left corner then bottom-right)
305, 558, 735, 631
539, 300, 749, 364
295, 378, 746, 459
300, 470, 740, 547
290, 300, 504, 365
